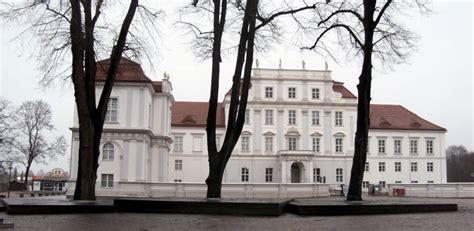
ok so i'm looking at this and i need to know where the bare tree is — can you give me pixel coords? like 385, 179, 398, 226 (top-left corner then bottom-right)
1, 0, 160, 200
7, 100, 67, 189
187, 0, 319, 198
446, 145, 474, 182
302, 0, 428, 201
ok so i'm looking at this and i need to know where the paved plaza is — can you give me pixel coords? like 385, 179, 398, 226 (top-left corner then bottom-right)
1, 197, 473, 231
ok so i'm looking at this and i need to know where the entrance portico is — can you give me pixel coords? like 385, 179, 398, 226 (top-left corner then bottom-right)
279, 150, 314, 183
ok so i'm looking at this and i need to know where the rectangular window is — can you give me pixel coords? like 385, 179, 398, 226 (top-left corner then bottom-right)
175, 160, 183, 171
378, 139, 386, 154
313, 168, 321, 183
335, 111, 343, 126
395, 181, 402, 184
335, 138, 343, 153
394, 139, 402, 154
193, 137, 202, 152
265, 110, 273, 125
265, 87, 273, 98
336, 168, 343, 183
428, 180, 434, 183
379, 162, 386, 172
395, 162, 401, 172
379, 181, 386, 188
311, 88, 320, 99
411, 181, 418, 183
245, 109, 250, 125
101, 174, 114, 188
288, 138, 297, 151
265, 168, 273, 182
365, 162, 369, 172
174, 179, 182, 183
241, 136, 250, 152
410, 140, 418, 154
241, 167, 249, 182
174, 136, 183, 152
427, 162, 434, 172
312, 137, 320, 152
265, 136, 273, 152
288, 87, 296, 98
363, 181, 369, 188
426, 140, 433, 154
288, 110, 296, 125
311, 111, 320, 125
411, 162, 418, 172
105, 98, 118, 122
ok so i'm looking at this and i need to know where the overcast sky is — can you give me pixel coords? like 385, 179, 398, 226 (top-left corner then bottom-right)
0, 1, 472, 173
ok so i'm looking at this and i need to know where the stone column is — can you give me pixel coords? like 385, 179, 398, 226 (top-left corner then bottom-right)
254, 109, 262, 154
324, 110, 332, 155
277, 109, 285, 150
302, 110, 309, 150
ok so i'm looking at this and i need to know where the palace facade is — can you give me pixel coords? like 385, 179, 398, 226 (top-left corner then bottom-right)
68, 58, 447, 197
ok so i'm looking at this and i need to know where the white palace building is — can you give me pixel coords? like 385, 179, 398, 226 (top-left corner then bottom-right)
68, 58, 447, 198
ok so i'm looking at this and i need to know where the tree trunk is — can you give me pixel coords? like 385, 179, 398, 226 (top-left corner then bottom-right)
205, 0, 258, 199
73, 119, 97, 200
24, 164, 31, 191
346, 0, 375, 201
205, 151, 224, 198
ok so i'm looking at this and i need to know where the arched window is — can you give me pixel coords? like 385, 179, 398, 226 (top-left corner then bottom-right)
103, 143, 114, 160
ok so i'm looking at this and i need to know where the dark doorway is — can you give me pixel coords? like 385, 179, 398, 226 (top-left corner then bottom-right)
291, 162, 303, 183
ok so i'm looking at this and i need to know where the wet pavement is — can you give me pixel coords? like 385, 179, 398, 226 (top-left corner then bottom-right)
1, 196, 473, 231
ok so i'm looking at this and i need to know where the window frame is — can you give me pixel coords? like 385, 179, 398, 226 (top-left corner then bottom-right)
379, 162, 386, 172
265, 87, 273, 98
311, 88, 320, 99
335, 138, 343, 153
311, 111, 320, 126
288, 110, 296, 125
101, 174, 114, 188
265, 109, 273, 125
241, 136, 250, 152
175, 160, 183, 171
102, 142, 114, 161
288, 87, 296, 99
335, 111, 343, 126
105, 97, 118, 122
174, 136, 183, 152
336, 168, 343, 183
241, 167, 249, 182
411, 162, 418, 172
265, 168, 273, 182
265, 136, 273, 152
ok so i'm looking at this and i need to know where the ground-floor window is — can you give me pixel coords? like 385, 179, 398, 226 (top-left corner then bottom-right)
362, 181, 369, 188
313, 168, 321, 183
265, 168, 273, 182
101, 174, 114, 188
174, 179, 182, 183
336, 168, 343, 182
241, 167, 249, 182
379, 181, 386, 188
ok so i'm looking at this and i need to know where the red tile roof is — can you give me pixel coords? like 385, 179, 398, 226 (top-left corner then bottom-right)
96, 57, 162, 92
333, 81, 356, 99
171, 102, 445, 131
370, 104, 446, 131
171, 102, 226, 128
